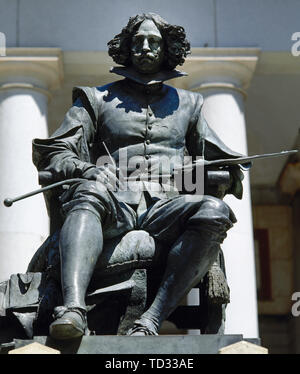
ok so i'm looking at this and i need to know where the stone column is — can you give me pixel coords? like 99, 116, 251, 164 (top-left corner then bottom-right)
0, 48, 63, 282
185, 48, 260, 338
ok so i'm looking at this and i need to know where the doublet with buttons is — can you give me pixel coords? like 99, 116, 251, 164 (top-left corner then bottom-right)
33, 69, 244, 205
32, 68, 246, 243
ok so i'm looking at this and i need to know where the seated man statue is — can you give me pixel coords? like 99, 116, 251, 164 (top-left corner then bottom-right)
32, 13, 244, 340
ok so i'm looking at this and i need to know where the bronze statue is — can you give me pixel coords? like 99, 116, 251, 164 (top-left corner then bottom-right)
30, 13, 246, 339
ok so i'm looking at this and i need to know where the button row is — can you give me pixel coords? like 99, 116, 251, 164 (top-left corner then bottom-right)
145, 107, 152, 160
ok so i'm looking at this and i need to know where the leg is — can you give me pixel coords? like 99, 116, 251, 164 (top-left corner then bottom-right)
60, 209, 103, 308
129, 230, 221, 335
49, 180, 136, 339
50, 209, 103, 339
129, 195, 234, 335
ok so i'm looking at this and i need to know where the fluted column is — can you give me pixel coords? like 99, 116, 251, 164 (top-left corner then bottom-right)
0, 48, 63, 282
185, 48, 260, 338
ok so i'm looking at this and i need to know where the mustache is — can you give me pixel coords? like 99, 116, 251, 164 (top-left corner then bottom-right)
133, 52, 157, 60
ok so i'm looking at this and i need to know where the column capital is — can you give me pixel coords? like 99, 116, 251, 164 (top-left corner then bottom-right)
0, 48, 64, 95
183, 48, 260, 96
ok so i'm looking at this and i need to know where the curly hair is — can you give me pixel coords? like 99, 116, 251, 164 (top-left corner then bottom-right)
107, 13, 191, 70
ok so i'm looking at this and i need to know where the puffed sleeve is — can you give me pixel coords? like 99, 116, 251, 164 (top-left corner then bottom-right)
32, 87, 98, 183
186, 93, 249, 199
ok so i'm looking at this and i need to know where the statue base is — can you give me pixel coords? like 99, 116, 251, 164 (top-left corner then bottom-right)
0, 334, 260, 354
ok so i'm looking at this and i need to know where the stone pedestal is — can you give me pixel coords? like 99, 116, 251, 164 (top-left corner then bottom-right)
219, 340, 268, 354
9, 342, 60, 354
1, 335, 261, 355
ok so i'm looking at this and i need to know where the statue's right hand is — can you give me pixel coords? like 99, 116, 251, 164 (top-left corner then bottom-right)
82, 165, 123, 190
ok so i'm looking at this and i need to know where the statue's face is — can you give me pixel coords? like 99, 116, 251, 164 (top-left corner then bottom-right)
131, 19, 165, 74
